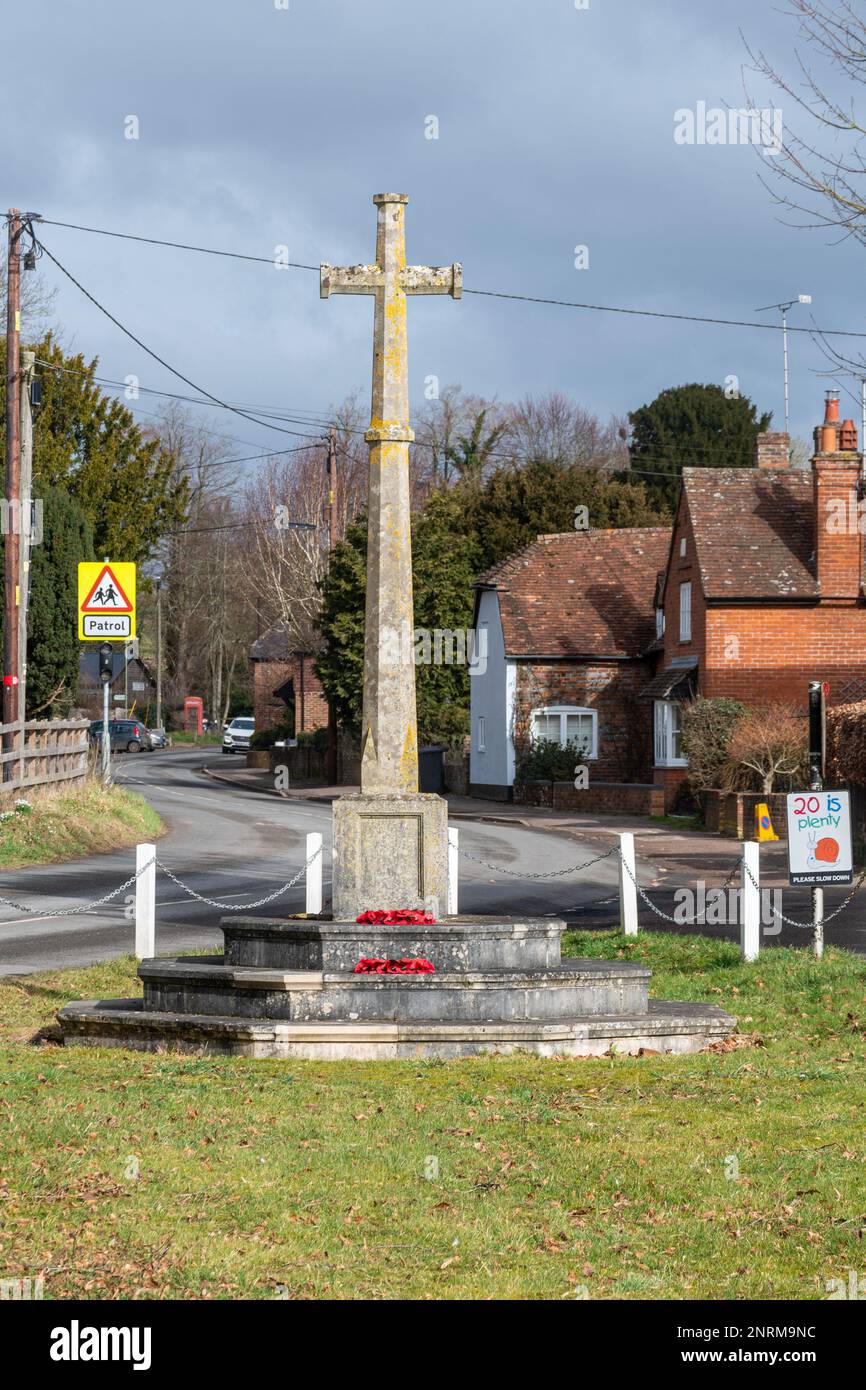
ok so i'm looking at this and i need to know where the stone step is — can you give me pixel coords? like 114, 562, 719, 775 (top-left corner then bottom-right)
221, 914, 567, 974
57, 997, 736, 1060
138, 955, 651, 1024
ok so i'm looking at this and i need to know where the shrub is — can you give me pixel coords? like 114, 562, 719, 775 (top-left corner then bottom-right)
827, 700, 866, 784
680, 697, 747, 791
250, 723, 294, 752
516, 736, 589, 782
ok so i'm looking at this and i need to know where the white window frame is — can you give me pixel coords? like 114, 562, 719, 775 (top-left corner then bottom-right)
655, 606, 665, 639
679, 536, 687, 558
477, 715, 486, 753
531, 705, 598, 760
654, 700, 687, 768
679, 581, 692, 643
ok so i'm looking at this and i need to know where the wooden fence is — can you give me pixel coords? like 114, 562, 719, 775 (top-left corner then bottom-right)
0, 719, 91, 796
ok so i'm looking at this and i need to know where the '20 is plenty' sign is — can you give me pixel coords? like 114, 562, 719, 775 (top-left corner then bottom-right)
785, 790, 853, 886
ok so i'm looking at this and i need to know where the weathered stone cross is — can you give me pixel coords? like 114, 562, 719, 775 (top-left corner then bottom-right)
321, 193, 461, 796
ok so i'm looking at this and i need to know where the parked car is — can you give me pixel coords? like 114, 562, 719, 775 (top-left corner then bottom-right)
222, 716, 255, 754
89, 719, 154, 753
148, 727, 171, 749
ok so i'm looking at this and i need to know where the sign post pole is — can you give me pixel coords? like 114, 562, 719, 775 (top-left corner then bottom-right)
808, 681, 826, 959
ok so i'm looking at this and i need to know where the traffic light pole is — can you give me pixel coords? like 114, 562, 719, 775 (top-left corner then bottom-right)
100, 642, 113, 783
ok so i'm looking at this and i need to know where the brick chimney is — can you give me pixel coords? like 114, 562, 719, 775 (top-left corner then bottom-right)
756, 431, 790, 468
812, 391, 863, 600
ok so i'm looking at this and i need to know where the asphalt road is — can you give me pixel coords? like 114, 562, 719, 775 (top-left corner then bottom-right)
0, 749, 628, 975
2, 750, 863, 974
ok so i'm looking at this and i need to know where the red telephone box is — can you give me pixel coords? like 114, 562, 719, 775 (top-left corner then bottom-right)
183, 696, 204, 735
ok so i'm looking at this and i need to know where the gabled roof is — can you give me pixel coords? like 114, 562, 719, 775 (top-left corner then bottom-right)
250, 626, 294, 662
475, 528, 670, 658
682, 467, 817, 599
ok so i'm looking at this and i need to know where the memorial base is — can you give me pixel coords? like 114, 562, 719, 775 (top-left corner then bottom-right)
331, 791, 448, 921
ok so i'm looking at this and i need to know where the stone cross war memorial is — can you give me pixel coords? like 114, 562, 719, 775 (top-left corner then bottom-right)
59, 194, 734, 1061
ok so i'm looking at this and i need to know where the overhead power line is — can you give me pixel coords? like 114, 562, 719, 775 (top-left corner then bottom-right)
32, 234, 327, 443
33, 213, 866, 341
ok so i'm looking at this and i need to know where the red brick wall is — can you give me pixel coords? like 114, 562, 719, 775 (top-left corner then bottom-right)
662, 494, 706, 672
702, 605, 866, 707
516, 780, 665, 816
515, 659, 656, 782
666, 487, 866, 709
252, 656, 328, 734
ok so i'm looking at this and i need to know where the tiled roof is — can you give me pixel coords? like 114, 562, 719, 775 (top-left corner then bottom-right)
682, 468, 817, 599
250, 626, 294, 662
475, 528, 671, 658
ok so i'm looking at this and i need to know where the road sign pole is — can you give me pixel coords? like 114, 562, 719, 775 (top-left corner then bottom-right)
808, 681, 826, 958
812, 887, 824, 960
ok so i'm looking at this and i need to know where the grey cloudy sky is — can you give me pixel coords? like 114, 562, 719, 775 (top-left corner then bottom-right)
3, 0, 863, 461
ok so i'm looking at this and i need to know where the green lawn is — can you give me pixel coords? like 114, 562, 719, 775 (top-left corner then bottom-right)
1, 931, 864, 1300
0, 781, 163, 870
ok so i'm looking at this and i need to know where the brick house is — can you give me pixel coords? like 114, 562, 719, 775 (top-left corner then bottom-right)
249, 626, 328, 735
650, 393, 866, 808
469, 528, 670, 800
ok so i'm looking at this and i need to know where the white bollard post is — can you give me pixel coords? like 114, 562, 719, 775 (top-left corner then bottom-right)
741, 840, 760, 962
306, 832, 323, 916
135, 842, 156, 961
618, 832, 638, 936
447, 827, 459, 916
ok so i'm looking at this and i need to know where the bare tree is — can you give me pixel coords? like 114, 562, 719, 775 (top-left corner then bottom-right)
506, 392, 629, 471
745, 1, 866, 244
727, 704, 808, 794
0, 261, 57, 337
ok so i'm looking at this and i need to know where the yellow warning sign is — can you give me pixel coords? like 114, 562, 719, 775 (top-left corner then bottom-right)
755, 802, 779, 842
78, 562, 136, 641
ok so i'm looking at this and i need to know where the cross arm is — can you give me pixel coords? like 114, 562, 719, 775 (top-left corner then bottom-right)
401, 263, 463, 298
320, 263, 383, 298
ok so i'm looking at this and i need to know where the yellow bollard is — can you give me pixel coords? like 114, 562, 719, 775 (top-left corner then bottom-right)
755, 803, 779, 842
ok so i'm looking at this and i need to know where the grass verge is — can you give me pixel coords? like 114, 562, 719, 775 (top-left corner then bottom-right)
0, 930, 864, 1300
0, 780, 164, 870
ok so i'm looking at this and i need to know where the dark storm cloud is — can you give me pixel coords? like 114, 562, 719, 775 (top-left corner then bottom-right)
1, 0, 861, 458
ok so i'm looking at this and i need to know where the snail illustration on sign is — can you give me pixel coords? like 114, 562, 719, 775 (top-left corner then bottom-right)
806, 830, 840, 865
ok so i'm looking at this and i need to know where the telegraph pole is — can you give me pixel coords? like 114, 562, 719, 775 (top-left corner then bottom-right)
17, 349, 34, 781
3, 210, 22, 781
325, 427, 339, 783
156, 577, 163, 729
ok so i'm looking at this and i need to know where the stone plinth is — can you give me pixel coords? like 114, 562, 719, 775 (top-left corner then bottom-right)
331, 792, 448, 920
58, 913, 736, 1061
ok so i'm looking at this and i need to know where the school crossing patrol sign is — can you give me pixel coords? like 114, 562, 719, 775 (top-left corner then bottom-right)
77, 562, 137, 641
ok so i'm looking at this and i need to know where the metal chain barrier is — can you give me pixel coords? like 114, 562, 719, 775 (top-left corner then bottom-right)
619, 851, 743, 926
0, 844, 323, 920
456, 841, 621, 879
742, 859, 866, 929
0, 858, 154, 919
155, 843, 322, 911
